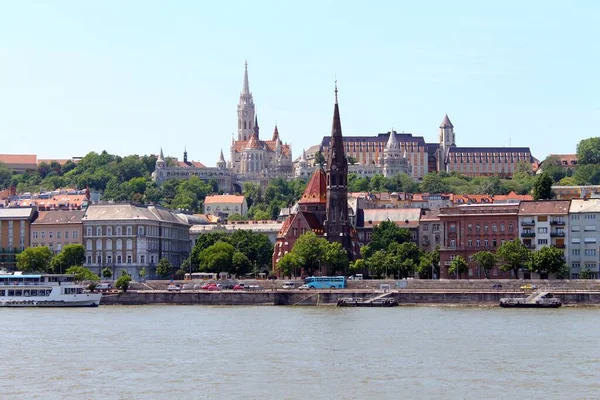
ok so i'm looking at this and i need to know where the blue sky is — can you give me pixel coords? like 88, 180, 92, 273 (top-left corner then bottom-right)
0, 1, 598, 165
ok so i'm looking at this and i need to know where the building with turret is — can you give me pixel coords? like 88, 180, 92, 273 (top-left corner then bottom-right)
152, 62, 294, 192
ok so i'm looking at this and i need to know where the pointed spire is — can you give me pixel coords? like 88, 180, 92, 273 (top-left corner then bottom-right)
272, 125, 279, 141
386, 128, 399, 149
254, 114, 259, 137
327, 81, 346, 167
158, 147, 164, 161
440, 114, 453, 128
334, 80, 338, 105
301, 148, 307, 161
245, 132, 262, 150
218, 149, 225, 162
242, 60, 251, 96
331, 82, 342, 138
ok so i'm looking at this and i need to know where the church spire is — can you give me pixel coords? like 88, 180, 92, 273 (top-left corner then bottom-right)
386, 128, 399, 149
242, 60, 250, 96
272, 125, 279, 141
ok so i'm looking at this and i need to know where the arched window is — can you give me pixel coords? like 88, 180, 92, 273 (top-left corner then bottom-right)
116, 239, 123, 250
116, 226, 122, 236
126, 226, 132, 236
106, 240, 112, 250
126, 239, 133, 250
96, 227, 102, 236
107, 227, 112, 236
96, 239, 102, 250
86, 239, 92, 251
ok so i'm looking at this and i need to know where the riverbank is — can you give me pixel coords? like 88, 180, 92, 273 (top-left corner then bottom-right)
101, 289, 600, 306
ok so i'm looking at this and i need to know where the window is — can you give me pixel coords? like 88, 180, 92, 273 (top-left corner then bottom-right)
468, 240, 473, 247
508, 223, 514, 232
572, 249, 580, 256
57, 231, 61, 239
96, 239, 102, 250
96, 255, 102, 264
150, 256, 155, 264
126, 226, 133, 235
492, 223, 497, 232
117, 227, 122, 235
117, 255, 122, 264
584, 238, 597, 243
484, 240, 489, 247
537, 227, 547, 234
585, 249, 597, 256
127, 255, 132, 264
585, 263, 596, 269
492, 239, 497, 247
49, 232, 53, 239
571, 226, 581, 232
138, 226, 144, 236
41, 232, 45, 239
423, 224, 429, 231
126, 239, 133, 250
584, 226, 597, 232
538, 215, 548, 222
107, 255, 112, 264
33, 232, 38, 239
106, 240, 112, 250
107, 227, 112, 236
571, 214, 580, 220
572, 263, 580, 269
467, 224, 472, 232
500, 223, 505, 232
449, 239, 456, 248
476, 240, 481, 247
86, 240, 92, 251
449, 224, 456, 233
484, 224, 489, 232
476, 224, 481, 232
87, 256, 92, 264
73, 231, 78, 239
585, 214, 596, 220
538, 239, 548, 245
96, 227, 102, 236
116, 240, 123, 250
572, 238, 581, 244
140, 255, 145, 264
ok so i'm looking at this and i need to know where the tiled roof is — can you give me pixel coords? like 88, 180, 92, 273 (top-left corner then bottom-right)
0, 207, 37, 219
420, 209, 440, 221
321, 132, 426, 146
298, 168, 326, 204
37, 159, 71, 165
232, 139, 291, 156
361, 208, 421, 229
495, 192, 533, 201
0, 154, 37, 165
204, 195, 245, 205
245, 134, 263, 150
518, 200, 571, 216
177, 161, 206, 168
33, 210, 85, 224
440, 114, 453, 128
448, 147, 532, 153
570, 199, 600, 213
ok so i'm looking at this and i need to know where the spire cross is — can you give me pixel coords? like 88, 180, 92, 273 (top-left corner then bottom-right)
334, 79, 338, 104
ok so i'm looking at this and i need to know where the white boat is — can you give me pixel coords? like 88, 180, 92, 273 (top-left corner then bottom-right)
0, 272, 102, 307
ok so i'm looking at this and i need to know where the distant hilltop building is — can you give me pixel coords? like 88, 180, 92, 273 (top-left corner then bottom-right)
152, 61, 294, 192
299, 114, 535, 180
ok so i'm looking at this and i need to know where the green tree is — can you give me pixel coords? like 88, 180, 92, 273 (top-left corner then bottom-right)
323, 242, 349, 275
497, 239, 531, 278
448, 256, 469, 279
573, 164, 600, 185
290, 232, 329, 276
362, 220, 411, 258
387, 241, 420, 279
417, 248, 440, 279
533, 173, 553, 200
102, 267, 113, 280
0, 162, 13, 189
529, 246, 568, 277
472, 251, 496, 279
277, 253, 300, 277
231, 251, 252, 276
50, 244, 85, 274
314, 151, 326, 167
156, 257, 173, 279
16, 246, 54, 273
477, 176, 506, 195
116, 273, 132, 292
228, 230, 274, 272
198, 241, 236, 273
579, 268, 593, 279
347, 155, 358, 165
139, 267, 147, 281
576, 137, 600, 165
540, 156, 567, 183
366, 250, 389, 278
349, 259, 367, 275
65, 266, 100, 282
419, 173, 450, 194
228, 213, 246, 222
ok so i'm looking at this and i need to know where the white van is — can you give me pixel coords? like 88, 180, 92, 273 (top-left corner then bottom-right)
348, 274, 363, 281
282, 282, 296, 289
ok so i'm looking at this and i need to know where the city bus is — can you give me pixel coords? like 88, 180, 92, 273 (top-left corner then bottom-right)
184, 272, 218, 281
302, 276, 346, 289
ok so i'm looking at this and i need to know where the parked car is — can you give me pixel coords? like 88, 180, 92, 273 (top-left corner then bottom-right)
298, 284, 310, 290
348, 274, 364, 281
520, 284, 537, 290
182, 284, 194, 290
201, 283, 217, 290
96, 283, 113, 291
491, 283, 503, 290
232, 284, 244, 291
167, 284, 181, 292
193, 283, 203, 290
282, 282, 296, 289
207, 284, 221, 291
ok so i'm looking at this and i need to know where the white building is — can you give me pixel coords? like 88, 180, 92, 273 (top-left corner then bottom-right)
568, 199, 600, 279
203, 195, 248, 218
189, 220, 282, 245
82, 204, 191, 278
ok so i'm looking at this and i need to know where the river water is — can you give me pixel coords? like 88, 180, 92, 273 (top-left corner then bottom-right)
1, 306, 599, 400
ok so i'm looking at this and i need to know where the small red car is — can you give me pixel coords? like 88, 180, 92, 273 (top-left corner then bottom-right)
207, 284, 221, 291
232, 285, 244, 291
201, 283, 217, 290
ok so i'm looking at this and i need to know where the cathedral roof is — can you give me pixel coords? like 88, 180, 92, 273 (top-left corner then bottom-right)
245, 133, 263, 150
440, 114, 453, 128
386, 130, 400, 149
218, 149, 225, 162
272, 125, 279, 141
233, 139, 291, 156
298, 167, 327, 205
278, 211, 324, 237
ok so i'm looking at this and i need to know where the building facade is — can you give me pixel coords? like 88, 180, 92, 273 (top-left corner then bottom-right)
203, 195, 248, 218
567, 199, 600, 279
82, 204, 191, 278
438, 204, 519, 279
419, 209, 443, 253
30, 210, 85, 254
0, 207, 37, 270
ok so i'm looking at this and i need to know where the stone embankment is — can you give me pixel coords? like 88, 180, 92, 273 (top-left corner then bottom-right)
103, 279, 600, 306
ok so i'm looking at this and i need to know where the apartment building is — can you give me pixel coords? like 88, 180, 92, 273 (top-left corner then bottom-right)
30, 210, 85, 253
438, 204, 519, 279
419, 209, 443, 253
568, 199, 600, 279
0, 207, 37, 270
82, 204, 191, 278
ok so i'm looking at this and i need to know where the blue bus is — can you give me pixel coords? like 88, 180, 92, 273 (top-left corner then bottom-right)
302, 276, 346, 289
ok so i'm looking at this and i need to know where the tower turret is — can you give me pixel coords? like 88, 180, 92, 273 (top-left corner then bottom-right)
237, 60, 256, 141
217, 149, 227, 169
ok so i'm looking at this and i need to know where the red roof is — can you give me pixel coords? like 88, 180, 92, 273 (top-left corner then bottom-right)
0, 154, 37, 165
298, 168, 326, 204
204, 195, 245, 205
177, 161, 206, 168
232, 139, 291, 156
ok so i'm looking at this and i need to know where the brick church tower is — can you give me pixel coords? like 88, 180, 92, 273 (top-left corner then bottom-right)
324, 84, 353, 255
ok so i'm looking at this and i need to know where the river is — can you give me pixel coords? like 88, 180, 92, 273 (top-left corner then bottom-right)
1, 306, 599, 400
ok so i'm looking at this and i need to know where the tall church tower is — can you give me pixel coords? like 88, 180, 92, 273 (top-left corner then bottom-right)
324, 84, 351, 253
238, 61, 256, 141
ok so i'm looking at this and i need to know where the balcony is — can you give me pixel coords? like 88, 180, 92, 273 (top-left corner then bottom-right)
550, 220, 565, 226
521, 232, 535, 238
554, 243, 565, 249
550, 231, 565, 237
521, 220, 535, 226
524, 243, 536, 249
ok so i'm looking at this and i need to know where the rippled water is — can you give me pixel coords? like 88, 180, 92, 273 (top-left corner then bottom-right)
1, 306, 599, 400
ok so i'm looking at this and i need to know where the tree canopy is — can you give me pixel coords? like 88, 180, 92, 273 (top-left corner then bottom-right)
496, 239, 531, 278
16, 246, 53, 273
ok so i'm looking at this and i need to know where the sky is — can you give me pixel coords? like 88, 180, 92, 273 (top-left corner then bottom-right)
0, 0, 599, 165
